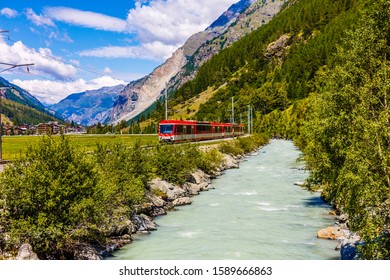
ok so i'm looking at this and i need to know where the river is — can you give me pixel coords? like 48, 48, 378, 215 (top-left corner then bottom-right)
109, 140, 339, 260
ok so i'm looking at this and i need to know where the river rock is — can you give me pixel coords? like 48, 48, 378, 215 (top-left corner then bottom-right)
108, 218, 134, 236
317, 226, 347, 240
339, 234, 361, 260
147, 193, 166, 207
150, 178, 186, 200
16, 243, 39, 260
189, 169, 211, 185
337, 214, 349, 223
138, 194, 167, 217
221, 154, 239, 170
200, 183, 211, 191
74, 244, 102, 260
183, 182, 202, 195
294, 181, 306, 187
173, 197, 192, 206
131, 213, 157, 232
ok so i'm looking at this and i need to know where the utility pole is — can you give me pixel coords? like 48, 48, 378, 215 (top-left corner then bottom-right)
232, 97, 235, 124
0, 62, 34, 74
250, 106, 254, 134
248, 105, 251, 135
165, 83, 168, 120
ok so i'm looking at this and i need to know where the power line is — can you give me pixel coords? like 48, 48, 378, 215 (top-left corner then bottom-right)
0, 62, 34, 74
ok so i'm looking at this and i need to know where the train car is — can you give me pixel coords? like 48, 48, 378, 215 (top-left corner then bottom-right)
158, 120, 244, 142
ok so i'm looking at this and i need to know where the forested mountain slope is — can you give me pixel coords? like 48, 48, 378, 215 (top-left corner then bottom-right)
0, 76, 61, 125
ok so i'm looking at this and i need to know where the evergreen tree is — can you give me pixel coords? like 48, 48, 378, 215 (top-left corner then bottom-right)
303, 0, 390, 259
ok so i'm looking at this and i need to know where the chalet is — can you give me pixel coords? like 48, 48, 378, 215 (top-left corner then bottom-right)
36, 123, 52, 135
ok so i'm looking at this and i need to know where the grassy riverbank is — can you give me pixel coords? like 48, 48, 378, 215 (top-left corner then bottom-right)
1, 134, 158, 160
0, 133, 268, 259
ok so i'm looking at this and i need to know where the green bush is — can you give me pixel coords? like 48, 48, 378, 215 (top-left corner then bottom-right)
94, 141, 151, 215
218, 135, 269, 157
0, 136, 104, 259
152, 143, 197, 185
218, 141, 244, 156
192, 147, 224, 174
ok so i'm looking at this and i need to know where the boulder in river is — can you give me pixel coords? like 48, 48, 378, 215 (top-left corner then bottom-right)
317, 226, 347, 240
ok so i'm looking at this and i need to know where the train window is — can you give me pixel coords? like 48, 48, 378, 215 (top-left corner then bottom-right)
176, 125, 184, 134
198, 125, 211, 133
160, 124, 173, 134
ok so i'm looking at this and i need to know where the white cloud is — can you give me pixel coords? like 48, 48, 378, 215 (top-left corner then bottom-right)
25, 8, 55, 27
44, 7, 127, 32
79, 41, 178, 61
49, 31, 74, 43
69, 59, 80, 66
0, 38, 77, 80
126, 0, 237, 46
0, 8, 19, 18
103, 67, 112, 74
66, 0, 237, 61
12, 76, 127, 104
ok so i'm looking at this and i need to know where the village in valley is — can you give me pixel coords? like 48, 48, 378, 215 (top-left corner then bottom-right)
1, 121, 86, 136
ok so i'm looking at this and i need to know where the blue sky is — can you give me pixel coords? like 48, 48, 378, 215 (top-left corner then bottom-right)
0, 0, 237, 104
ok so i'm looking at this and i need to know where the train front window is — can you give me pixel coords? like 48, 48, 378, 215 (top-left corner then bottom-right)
160, 124, 173, 134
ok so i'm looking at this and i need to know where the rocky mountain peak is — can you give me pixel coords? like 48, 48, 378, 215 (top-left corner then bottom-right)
108, 0, 285, 124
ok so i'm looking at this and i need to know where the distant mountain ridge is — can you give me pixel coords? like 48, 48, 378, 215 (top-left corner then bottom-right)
109, 0, 284, 124
49, 84, 125, 126
166, 0, 286, 97
208, 0, 256, 30
0, 76, 47, 111
0, 76, 62, 124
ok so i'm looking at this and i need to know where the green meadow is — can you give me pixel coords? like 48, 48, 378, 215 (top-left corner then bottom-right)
1, 134, 159, 160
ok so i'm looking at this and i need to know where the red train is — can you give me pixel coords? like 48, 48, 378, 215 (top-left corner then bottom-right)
158, 120, 245, 142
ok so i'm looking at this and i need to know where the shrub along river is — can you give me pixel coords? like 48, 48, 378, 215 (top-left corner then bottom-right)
110, 140, 339, 260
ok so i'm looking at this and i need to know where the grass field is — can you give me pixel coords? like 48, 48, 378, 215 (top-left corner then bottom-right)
1, 134, 159, 160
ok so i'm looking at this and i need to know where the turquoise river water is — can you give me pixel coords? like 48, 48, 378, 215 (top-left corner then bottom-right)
110, 140, 339, 260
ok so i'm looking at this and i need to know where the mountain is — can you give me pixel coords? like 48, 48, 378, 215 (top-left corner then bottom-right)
184, 0, 360, 124
109, 0, 285, 124
49, 84, 125, 126
208, 0, 256, 31
166, 0, 286, 101
0, 76, 62, 125
0, 76, 48, 111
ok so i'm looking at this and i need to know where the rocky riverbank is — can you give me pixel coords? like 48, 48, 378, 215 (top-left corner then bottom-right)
297, 180, 363, 260
96, 152, 245, 260
3, 149, 247, 260
316, 211, 362, 260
